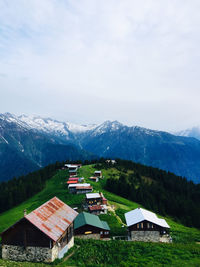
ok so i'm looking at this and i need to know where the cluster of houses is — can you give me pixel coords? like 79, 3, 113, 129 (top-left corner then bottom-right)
66, 164, 93, 194
0, 163, 171, 263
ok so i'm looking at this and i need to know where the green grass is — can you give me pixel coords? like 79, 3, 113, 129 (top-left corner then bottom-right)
0, 164, 200, 266
0, 170, 85, 234
62, 239, 200, 267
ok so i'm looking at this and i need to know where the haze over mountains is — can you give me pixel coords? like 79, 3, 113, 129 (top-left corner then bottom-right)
175, 127, 200, 141
1, 112, 200, 183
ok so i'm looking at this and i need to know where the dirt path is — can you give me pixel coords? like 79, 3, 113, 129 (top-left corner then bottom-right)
63, 246, 79, 263
108, 204, 126, 227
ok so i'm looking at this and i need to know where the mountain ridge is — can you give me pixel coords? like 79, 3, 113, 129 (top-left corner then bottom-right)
1, 112, 200, 183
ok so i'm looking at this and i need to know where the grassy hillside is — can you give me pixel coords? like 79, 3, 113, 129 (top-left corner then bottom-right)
0, 164, 200, 266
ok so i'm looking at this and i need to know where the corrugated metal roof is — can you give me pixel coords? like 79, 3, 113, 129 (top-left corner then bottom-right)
25, 197, 78, 242
125, 208, 170, 229
68, 183, 90, 188
94, 171, 101, 173
67, 181, 78, 184
69, 177, 79, 181
88, 205, 103, 211
76, 186, 92, 190
86, 193, 101, 199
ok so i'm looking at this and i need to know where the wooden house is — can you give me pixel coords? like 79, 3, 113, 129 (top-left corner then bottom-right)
89, 176, 99, 182
68, 184, 93, 194
76, 185, 93, 194
85, 193, 107, 206
88, 205, 108, 215
85, 193, 102, 206
65, 164, 82, 169
94, 171, 102, 178
1, 197, 78, 262
69, 168, 78, 177
74, 212, 110, 239
125, 208, 171, 243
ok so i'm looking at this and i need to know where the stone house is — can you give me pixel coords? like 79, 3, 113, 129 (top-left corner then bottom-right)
74, 212, 110, 239
125, 208, 171, 243
1, 197, 78, 262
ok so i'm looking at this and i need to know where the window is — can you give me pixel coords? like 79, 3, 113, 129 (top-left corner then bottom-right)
100, 231, 103, 234
138, 223, 143, 229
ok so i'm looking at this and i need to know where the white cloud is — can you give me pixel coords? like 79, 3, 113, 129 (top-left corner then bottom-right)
0, 0, 200, 131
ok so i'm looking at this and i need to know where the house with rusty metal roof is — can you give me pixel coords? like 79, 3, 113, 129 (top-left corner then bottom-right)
1, 197, 78, 263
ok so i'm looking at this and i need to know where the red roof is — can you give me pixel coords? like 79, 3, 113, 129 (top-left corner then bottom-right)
88, 205, 103, 211
76, 186, 93, 190
25, 197, 78, 242
67, 180, 78, 184
68, 177, 79, 181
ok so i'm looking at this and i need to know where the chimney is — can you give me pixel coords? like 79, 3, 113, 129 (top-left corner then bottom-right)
24, 209, 27, 216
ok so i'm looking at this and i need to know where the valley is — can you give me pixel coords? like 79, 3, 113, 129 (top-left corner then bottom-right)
1, 113, 200, 183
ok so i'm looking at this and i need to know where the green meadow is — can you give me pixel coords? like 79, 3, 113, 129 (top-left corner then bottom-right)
0, 164, 200, 266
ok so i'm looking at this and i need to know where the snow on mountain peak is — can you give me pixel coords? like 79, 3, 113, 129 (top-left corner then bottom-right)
66, 122, 97, 133
18, 114, 97, 135
91, 120, 124, 136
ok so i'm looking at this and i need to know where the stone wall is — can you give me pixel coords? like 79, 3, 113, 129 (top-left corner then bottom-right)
130, 231, 171, 243
2, 237, 75, 262
2, 245, 53, 262
75, 234, 100, 240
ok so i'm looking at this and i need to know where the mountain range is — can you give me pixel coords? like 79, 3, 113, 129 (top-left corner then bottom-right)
1, 112, 200, 183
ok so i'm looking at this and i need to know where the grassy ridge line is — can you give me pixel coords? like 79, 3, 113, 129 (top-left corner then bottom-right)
78, 165, 200, 242
1, 165, 200, 241
0, 165, 200, 266
0, 169, 85, 234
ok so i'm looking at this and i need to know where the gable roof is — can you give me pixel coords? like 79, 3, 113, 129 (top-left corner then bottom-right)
68, 183, 90, 188
74, 212, 110, 231
125, 208, 170, 229
86, 193, 101, 199
25, 197, 78, 241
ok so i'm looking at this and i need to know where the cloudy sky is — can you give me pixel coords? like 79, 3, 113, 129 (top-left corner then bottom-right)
1, 0, 200, 131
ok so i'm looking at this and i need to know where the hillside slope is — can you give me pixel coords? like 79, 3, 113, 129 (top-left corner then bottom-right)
79, 121, 200, 183
0, 164, 200, 266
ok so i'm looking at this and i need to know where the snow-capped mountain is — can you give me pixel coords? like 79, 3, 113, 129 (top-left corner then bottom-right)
1, 112, 200, 183
0, 113, 96, 181
19, 114, 97, 135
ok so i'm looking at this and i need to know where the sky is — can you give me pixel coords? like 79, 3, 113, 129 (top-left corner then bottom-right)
1, 0, 200, 132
